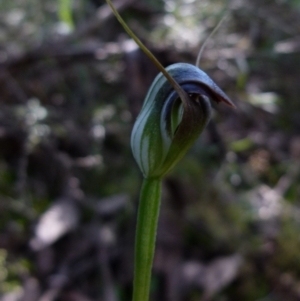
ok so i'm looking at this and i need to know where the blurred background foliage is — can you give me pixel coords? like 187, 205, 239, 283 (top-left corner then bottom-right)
1, 0, 300, 300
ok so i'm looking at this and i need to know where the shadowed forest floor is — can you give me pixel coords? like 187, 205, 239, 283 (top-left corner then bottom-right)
1, 0, 300, 300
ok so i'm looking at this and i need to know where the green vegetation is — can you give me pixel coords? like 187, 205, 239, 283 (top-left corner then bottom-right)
1, 0, 300, 300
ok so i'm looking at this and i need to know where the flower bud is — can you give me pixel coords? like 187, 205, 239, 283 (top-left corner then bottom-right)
131, 63, 234, 178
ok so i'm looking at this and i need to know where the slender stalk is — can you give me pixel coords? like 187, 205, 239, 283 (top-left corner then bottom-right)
133, 177, 162, 301
105, 0, 189, 111
195, 12, 228, 68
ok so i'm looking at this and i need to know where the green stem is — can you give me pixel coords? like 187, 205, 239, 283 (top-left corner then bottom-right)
133, 177, 162, 301
105, 0, 189, 110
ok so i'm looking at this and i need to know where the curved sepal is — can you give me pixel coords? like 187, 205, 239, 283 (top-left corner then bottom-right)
131, 63, 233, 178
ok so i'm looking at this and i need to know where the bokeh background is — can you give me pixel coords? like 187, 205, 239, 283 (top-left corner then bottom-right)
1, 0, 300, 300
